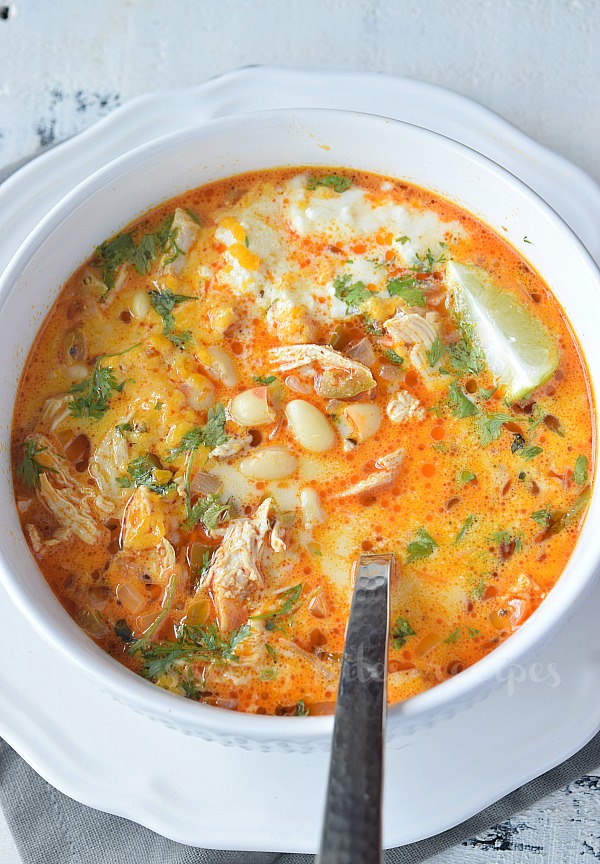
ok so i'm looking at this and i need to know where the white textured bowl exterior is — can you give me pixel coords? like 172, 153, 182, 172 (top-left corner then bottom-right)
1, 109, 599, 752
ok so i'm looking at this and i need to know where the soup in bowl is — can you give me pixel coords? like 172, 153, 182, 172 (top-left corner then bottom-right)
1, 110, 598, 748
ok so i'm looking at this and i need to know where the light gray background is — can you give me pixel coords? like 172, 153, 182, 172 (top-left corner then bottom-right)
1, 0, 599, 861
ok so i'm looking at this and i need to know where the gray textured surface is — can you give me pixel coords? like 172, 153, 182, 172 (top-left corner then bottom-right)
0, 1, 599, 861
318, 555, 391, 864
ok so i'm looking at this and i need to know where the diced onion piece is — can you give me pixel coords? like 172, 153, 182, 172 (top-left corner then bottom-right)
344, 403, 381, 442
190, 471, 222, 496
285, 400, 335, 452
78, 609, 109, 639
239, 446, 297, 480
116, 582, 146, 614
345, 337, 376, 367
308, 592, 328, 619
230, 387, 276, 426
284, 374, 313, 395
203, 346, 239, 387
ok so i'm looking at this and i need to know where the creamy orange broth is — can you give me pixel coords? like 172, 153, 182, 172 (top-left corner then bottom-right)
11, 168, 594, 715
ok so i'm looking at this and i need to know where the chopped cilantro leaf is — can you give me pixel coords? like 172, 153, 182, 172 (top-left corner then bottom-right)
148, 288, 197, 342
521, 445, 543, 461
531, 507, 552, 527
93, 214, 184, 294
168, 403, 228, 459
306, 174, 351, 193
476, 412, 513, 446
574, 454, 589, 485
467, 627, 481, 639
252, 375, 276, 385
294, 699, 310, 716
427, 336, 445, 367
470, 577, 486, 600
406, 527, 437, 563
363, 315, 383, 336
490, 529, 523, 554
454, 515, 475, 543
448, 380, 478, 418
387, 276, 426, 306
412, 247, 446, 273
333, 274, 372, 311
194, 550, 214, 587
396, 235, 410, 245
16, 440, 58, 490
116, 454, 176, 496
250, 584, 303, 627
445, 628, 461, 644
137, 621, 251, 679
391, 616, 416, 649
185, 494, 230, 532
384, 348, 404, 366
93, 232, 135, 292
68, 344, 139, 419
458, 469, 477, 484
448, 337, 485, 376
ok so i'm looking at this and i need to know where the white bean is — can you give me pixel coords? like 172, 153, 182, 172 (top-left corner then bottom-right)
230, 387, 275, 426
205, 346, 239, 387
285, 399, 335, 452
130, 290, 151, 319
300, 488, 326, 529
239, 446, 297, 480
344, 403, 382, 442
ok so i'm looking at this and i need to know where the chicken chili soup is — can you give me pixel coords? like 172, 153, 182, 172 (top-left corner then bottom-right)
12, 168, 593, 716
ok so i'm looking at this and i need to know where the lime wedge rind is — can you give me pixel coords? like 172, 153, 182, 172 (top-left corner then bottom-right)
445, 261, 559, 402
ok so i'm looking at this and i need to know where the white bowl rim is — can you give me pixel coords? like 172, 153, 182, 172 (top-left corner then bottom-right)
1, 106, 599, 746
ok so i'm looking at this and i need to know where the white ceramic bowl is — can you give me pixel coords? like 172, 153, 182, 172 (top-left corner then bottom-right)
1, 109, 599, 751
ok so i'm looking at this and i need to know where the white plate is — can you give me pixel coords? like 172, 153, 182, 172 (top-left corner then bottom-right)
1, 66, 600, 852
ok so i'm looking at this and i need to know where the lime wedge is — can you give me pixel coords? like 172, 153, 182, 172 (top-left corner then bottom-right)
445, 261, 559, 402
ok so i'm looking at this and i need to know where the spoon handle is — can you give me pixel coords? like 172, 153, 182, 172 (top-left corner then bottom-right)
317, 553, 392, 864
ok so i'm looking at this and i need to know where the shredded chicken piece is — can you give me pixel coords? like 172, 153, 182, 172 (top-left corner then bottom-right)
375, 447, 405, 471
275, 638, 337, 680
496, 573, 546, 630
104, 538, 176, 586
270, 520, 287, 553
383, 311, 437, 351
26, 524, 42, 554
30, 435, 111, 545
205, 498, 284, 632
337, 447, 404, 498
386, 391, 426, 423
270, 343, 375, 382
40, 395, 71, 433
89, 427, 130, 503
121, 486, 169, 551
336, 471, 394, 498
210, 434, 252, 460
161, 208, 200, 274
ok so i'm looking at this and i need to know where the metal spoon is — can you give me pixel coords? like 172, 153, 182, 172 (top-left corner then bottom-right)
316, 553, 393, 864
